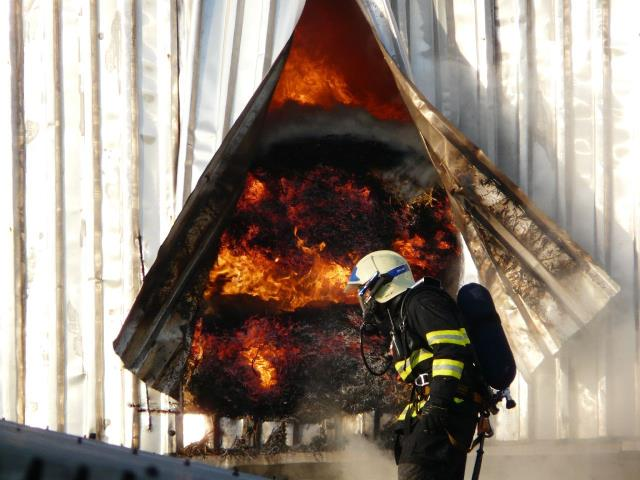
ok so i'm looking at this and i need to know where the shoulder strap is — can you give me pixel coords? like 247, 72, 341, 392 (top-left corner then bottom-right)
399, 277, 442, 328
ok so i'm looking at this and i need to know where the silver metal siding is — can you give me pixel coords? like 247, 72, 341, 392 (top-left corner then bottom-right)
0, 0, 303, 451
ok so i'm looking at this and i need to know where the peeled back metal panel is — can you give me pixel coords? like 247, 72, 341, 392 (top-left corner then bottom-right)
357, 0, 619, 374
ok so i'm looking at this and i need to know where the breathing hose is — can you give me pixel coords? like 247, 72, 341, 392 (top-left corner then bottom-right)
359, 323, 392, 376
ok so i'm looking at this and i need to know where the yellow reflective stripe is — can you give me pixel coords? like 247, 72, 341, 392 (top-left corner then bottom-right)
397, 400, 427, 420
397, 404, 411, 420
426, 329, 470, 347
453, 397, 464, 404
432, 359, 464, 379
394, 349, 434, 380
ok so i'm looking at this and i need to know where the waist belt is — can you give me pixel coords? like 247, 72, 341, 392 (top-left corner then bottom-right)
420, 384, 485, 406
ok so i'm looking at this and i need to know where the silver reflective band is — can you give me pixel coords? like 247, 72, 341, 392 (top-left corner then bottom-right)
414, 373, 430, 387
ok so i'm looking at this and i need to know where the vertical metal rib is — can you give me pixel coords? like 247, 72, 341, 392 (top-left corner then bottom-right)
178, 0, 203, 206
170, 0, 180, 190
597, 0, 613, 438
520, 0, 533, 194
487, 0, 502, 171
635, 207, 640, 435
261, 0, 277, 77
635, 215, 640, 435
89, 0, 105, 440
10, 0, 27, 426
558, 0, 574, 229
52, 0, 66, 433
430, 1, 442, 109
222, 0, 246, 136
598, 0, 613, 270
128, 0, 141, 449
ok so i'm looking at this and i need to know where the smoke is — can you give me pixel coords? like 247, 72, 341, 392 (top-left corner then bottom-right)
261, 105, 422, 153
333, 434, 640, 480
260, 105, 440, 200
329, 434, 397, 480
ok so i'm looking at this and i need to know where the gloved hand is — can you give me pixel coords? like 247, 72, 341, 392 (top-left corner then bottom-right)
421, 403, 448, 434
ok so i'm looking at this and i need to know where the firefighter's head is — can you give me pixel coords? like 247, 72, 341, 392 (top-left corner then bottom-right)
345, 250, 416, 317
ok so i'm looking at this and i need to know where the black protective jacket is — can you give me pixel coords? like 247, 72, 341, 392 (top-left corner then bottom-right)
389, 278, 481, 473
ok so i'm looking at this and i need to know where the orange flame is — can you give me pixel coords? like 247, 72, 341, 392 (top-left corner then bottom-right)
393, 235, 437, 274
203, 170, 371, 310
190, 318, 205, 364
204, 230, 354, 311
190, 316, 298, 393
236, 319, 287, 390
240, 346, 277, 389
269, 0, 410, 122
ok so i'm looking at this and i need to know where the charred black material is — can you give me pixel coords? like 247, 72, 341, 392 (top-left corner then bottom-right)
187, 304, 410, 421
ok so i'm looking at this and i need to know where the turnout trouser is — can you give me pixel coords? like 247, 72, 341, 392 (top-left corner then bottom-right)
396, 403, 478, 480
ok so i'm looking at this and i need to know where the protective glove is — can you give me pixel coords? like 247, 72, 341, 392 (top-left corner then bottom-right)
421, 403, 448, 434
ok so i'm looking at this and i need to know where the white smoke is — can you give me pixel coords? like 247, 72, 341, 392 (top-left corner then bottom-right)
331, 434, 397, 480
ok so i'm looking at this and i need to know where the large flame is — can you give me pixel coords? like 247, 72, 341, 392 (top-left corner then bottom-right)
270, 0, 410, 122
203, 169, 385, 310
205, 240, 353, 311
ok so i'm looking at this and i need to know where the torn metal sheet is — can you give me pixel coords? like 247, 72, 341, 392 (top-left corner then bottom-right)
357, 0, 619, 374
115, 0, 619, 399
113, 43, 291, 397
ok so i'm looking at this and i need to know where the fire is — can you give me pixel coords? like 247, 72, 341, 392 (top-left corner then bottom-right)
204, 166, 459, 313
186, 0, 461, 412
190, 316, 298, 397
392, 235, 443, 276
237, 319, 291, 390
204, 236, 353, 310
237, 175, 267, 210
269, 0, 410, 122
191, 166, 460, 405
241, 346, 276, 389
189, 318, 205, 364
203, 166, 382, 310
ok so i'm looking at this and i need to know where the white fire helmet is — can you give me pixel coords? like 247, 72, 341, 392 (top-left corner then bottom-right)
346, 250, 416, 303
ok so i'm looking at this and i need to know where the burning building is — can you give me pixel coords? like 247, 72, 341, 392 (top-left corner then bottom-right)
114, 0, 616, 440
117, 0, 463, 424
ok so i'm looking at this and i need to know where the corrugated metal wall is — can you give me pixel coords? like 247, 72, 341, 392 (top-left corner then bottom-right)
0, 0, 304, 451
1, 0, 638, 451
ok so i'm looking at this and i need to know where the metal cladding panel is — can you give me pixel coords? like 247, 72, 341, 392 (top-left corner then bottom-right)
0, 0, 23, 425
0, 0, 303, 452
175, 0, 305, 207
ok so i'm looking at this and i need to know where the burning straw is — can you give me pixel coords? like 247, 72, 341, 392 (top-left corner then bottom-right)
185, 151, 459, 420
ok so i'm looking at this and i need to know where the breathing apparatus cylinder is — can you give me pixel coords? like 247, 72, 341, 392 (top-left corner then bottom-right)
457, 283, 516, 391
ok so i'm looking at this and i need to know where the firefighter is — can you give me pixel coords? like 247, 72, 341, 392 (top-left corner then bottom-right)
346, 250, 482, 480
